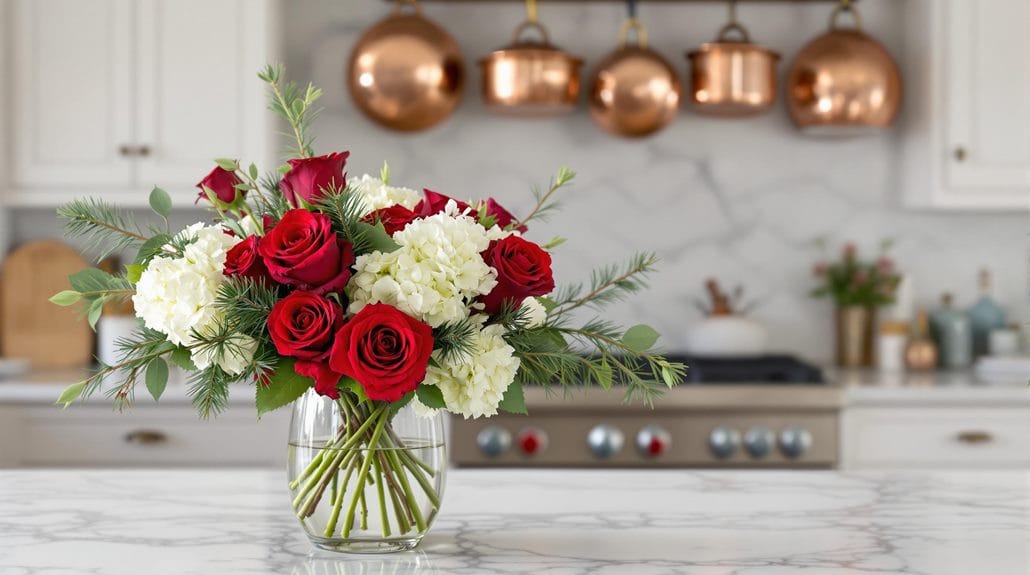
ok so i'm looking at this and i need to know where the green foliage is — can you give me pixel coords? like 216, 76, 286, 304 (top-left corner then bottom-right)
169, 347, 197, 371
148, 187, 172, 219
258, 63, 323, 159
515, 167, 575, 228
57, 198, 152, 262
187, 367, 231, 420
415, 384, 446, 410
811, 240, 901, 307
315, 187, 399, 255
621, 325, 660, 353
432, 317, 478, 365
256, 358, 313, 418
55, 382, 86, 408
49, 291, 82, 306
133, 234, 173, 267
145, 358, 169, 401
498, 381, 527, 414
215, 277, 280, 340
550, 252, 659, 318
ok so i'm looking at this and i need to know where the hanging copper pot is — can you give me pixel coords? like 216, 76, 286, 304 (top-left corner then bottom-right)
687, 4, 779, 117
589, 19, 681, 137
786, 2, 902, 134
347, 0, 465, 132
479, 17, 583, 116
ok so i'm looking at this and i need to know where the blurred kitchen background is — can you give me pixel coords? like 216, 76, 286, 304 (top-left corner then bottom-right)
0, 0, 1028, 472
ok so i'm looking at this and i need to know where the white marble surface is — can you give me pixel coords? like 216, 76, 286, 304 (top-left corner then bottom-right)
0, 469, 1027, 574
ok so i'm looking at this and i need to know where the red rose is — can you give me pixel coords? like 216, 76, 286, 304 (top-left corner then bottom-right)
280, 151, 350, 207
415, 189, 476, 218
329, 304, 434, 402
257, 209, 355, 295
484, 198, 527, 233
224, 236, 272, 283
268, 291, 346, 399
197, 166, 243, 204
480, 236, 555, 314
363, 204, 418, 236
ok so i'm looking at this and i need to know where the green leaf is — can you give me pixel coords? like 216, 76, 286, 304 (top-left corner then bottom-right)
148, 187, 172, 218
595, 357, 613, 390
542, 236, 567, 250
125, 264, 144, 284
145, 358, 169, 401
56, 381, 86, 408
537, 297, 558, 312
134, 234, 171, 266
498, 381, 527, 415
355, 221, 401, 253
256, 358, 313, 418
49, 290, 82, 306
341, 376, 369, 404
86, 297, 105, 330
389, 390, 414, 415
621, 324, 660, 352
169, 346, 197, 371
379, 161, 390, 184
69, 268, 115, 294
215, 158, 238, 171
415, 384, 446, 409
248, 163, 259, 180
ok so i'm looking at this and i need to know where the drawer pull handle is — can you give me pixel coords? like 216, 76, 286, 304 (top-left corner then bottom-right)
124, 430, 167, 445
956, 430, 993, 444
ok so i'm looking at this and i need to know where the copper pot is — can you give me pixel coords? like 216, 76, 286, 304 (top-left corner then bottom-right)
688, 22, 779, 117
786, 3, 902, 134
480, 21, 583, 116
347, 0, 465, 132
589, 19, 681, 137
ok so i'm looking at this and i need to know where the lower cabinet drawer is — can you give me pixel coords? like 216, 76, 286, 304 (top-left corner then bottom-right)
845, 407, 1030, 469
8, 406, 289, 467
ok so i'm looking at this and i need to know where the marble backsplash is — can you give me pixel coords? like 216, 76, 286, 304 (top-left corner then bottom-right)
9, 0, 1028, 364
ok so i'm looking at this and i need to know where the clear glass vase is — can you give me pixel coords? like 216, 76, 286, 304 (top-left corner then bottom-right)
287, 389, 447, 553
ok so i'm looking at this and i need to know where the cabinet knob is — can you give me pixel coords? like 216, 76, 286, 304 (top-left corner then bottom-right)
118, 144, 134, 157
124, 429, 167, 445
955, 430, 992, 444
137, 145, 151, 157
953, 146, 967, 162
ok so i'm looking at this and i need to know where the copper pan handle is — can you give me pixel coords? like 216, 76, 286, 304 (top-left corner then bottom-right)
511, 20, 551, 46
829, 1, 863, 31
618, 18, 648, 49
716, 22, 752, 43
392, 0, 421, 16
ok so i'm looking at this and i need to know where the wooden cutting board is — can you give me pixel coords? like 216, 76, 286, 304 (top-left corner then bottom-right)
1, 241, 94, 368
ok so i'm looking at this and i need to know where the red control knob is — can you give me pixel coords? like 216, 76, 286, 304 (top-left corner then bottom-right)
647, 436, 667, 456
636, 425, 672, 458
517, 428, 548, 456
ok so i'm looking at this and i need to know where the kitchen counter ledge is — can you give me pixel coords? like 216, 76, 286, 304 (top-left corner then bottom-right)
1, 469, 1026, 574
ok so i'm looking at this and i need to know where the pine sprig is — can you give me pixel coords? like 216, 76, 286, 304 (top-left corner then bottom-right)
258, 64, 322, 159
550, 252, 659, 318
316, 187, 399, 256
433, 318, 478, 364
515, 167, 575, 228
186, 367, 231, 420
215, 277, 280, 340
57, 198, 151, 261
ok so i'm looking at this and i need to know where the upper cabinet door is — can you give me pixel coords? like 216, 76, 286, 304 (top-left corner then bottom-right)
134, 0, 274, 196
12, 0, 133, 188
943, 0, 1030, 193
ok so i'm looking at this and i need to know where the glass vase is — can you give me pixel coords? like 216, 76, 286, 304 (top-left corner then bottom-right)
287, 389, 447, 553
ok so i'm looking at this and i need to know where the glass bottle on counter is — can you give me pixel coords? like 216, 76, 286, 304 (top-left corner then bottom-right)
968, 269, 1006, 357
930, 293, 972, 369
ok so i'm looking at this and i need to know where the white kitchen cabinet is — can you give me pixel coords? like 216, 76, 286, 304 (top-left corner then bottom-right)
901, 0, 1030, 210
8, 0, 277, 207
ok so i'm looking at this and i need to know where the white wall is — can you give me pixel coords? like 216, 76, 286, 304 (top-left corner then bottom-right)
11, 0, 1028, 364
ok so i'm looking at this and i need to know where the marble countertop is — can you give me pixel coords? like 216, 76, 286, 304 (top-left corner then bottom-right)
0, 469, 1026, 574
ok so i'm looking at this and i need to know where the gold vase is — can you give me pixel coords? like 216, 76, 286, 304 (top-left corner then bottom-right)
836, 306, 874, 367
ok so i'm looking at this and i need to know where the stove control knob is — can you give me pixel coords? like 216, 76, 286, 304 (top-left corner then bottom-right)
587, 424, 625, 459
778, 426, 813, 459
744, 427, 775, 459
517, 427, 548, 456
636, 425, 672, 458
708, 426, 741, 459
476, 426, 512, 458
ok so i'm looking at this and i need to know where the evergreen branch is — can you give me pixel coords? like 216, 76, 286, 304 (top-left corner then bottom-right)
70, 327, 176, 409
214, 276, 281, 340
57, 198, 150, 261
186, 367, 231, 420
258, 64, 323, 159
551, 252, 659, 317
515, 167, 575, 228
433, 318, 478, 364
315, 187, 382, 254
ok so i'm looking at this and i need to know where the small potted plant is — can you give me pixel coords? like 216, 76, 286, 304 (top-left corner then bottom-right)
811, 241, 901, 367
684, 278, 766, 357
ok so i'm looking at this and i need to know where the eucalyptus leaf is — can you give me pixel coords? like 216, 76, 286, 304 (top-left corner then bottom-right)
55, 381, 86, 408
498, 381, 527, 415
256, 358, 313, 418
125, 264, 144, 284
145, 358, 169, 401
69, 268, 115, 294
215, 158, 238, 171
415, 384, 446, 409
134, 234, 172, 266
621, 324, 660, 352
86, 297, 105, 330
148, 187, 172, 218
595, 358, 613, 390
49, 290, 82, 306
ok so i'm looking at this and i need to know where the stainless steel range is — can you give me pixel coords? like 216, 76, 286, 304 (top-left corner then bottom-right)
450, 356, 843, 468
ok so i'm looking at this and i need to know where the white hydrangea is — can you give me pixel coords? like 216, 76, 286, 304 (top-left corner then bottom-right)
132, 224, 240, 347
349, 174, 420, 215
348, 206, 498, 327
189, 327, 259, 376
520, 297, 548, 328
424, 318, 521, 419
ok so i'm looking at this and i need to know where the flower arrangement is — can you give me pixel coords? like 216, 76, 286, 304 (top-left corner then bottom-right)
811, 241, 901, 308
50, 65, 685, 546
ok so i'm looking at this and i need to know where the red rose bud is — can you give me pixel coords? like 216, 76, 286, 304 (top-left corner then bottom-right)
196, 165, 243, 204
224, 236, 273, 283
295, 361, 343, 400
267, 291, 343, 361
415, 189, 476, 218
480, 236, 555, 314
280, 151, 349, 207
485, 198, 527, 233
363, 204, 418, 236
329, 304, 435, 402
258, 209, 355, 295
